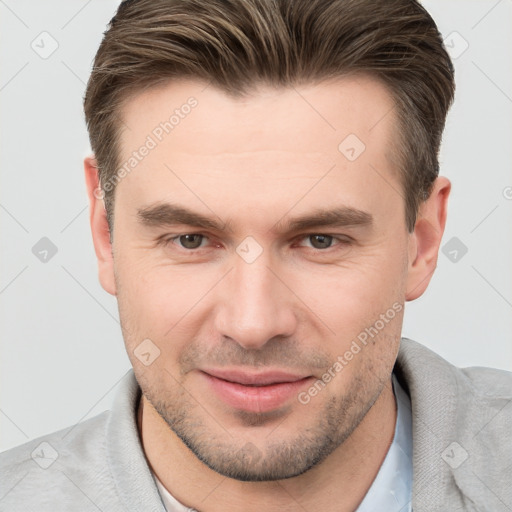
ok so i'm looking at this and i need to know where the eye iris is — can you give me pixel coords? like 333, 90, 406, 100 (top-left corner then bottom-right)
179, 234, 203, 249
310, 234, 332, 249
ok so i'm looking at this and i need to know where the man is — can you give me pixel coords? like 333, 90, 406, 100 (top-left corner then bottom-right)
1, 0, 510, 510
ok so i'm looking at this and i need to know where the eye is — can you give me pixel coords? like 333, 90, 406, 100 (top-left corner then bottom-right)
306, 234, 334, 249
176, 234, 206, 249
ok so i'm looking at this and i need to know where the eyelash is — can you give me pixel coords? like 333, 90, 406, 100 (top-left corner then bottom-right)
159, 233, 353, 251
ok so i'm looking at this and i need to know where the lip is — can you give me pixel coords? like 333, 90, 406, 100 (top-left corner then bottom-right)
199, 369, 314, 413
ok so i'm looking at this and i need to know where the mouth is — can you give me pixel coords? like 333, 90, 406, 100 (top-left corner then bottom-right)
199, 368, 314, 413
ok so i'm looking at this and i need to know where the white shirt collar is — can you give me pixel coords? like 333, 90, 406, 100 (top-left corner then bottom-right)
153, 373, 413, 512
356, 374, 413, 512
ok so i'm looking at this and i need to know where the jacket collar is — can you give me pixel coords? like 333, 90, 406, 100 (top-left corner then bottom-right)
395, 338, 477, 510
106, 370, 165, 512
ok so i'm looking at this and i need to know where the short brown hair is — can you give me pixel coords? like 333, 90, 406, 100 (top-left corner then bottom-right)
84, 0, 455, 233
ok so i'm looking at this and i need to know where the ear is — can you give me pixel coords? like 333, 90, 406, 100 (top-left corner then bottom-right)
84, 155, 116, 296
405, 176, 451, 301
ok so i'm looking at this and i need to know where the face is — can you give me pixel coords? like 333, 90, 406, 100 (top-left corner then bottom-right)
105, 76, 412, 480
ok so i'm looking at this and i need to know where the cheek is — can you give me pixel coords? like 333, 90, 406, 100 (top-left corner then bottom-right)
115, 253, 221, 347
286, 244, 407, 335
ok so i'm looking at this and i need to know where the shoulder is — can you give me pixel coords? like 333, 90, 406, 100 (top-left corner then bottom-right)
397, 338, 512, 510
459, 364, 512, 398
0, 369, 158, 512
398, 337, 512, 404
0, 411, 117, 511
0, 409, 109, 466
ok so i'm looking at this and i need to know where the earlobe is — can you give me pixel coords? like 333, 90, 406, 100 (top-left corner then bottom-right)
405, 177, 451, 301
84, 155, 117, 296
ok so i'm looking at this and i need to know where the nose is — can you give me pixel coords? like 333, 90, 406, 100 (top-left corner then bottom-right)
214, 252, 297, 350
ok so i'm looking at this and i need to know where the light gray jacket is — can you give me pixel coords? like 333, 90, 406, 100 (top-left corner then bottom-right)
1, 338, 511, 511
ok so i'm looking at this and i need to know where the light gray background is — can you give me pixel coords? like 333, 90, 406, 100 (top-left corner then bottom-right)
1, 0, 511, 452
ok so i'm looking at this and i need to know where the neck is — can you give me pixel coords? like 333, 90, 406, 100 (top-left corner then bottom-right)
138, 378, 397, 512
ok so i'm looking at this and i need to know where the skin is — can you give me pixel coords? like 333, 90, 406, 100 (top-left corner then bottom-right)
84, 75, 450, 511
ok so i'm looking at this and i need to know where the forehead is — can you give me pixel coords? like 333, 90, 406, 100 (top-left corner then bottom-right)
115, 76, 401, 228
119, 75, 396, 158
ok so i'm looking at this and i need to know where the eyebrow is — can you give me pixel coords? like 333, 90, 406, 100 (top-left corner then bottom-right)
271, 207, 373, 233
137, 202, 373, 234
137, 203, 228, 231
